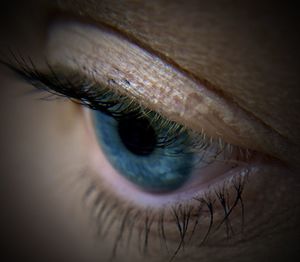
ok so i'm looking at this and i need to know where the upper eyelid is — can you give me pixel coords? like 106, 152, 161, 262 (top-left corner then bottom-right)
45, 22, 236, 133
30, 17, 293, 163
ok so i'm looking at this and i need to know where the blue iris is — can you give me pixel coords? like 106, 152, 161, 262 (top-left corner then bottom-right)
93, 111, 195, 193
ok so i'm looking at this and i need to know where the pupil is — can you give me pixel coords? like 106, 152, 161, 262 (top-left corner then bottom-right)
117, 117, 157, 156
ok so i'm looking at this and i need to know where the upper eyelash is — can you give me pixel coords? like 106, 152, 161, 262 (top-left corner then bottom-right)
2, 52, 257, 169
2, 54, 256, 172
3, 54, 241, 158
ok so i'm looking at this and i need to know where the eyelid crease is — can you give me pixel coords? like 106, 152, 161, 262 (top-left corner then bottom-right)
42, 20, 297, 165
49, 14, 293, 146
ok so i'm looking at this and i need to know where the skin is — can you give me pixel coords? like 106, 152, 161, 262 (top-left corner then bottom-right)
0, 1, 299, 261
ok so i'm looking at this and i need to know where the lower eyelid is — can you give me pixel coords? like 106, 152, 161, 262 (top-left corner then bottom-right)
84, 153, 255, 258
84, 158, 290, 262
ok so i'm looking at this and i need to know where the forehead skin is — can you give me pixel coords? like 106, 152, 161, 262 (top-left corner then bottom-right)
56, 0, 300, 148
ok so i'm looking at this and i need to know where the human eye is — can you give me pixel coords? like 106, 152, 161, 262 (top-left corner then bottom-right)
2, 19, 294, 262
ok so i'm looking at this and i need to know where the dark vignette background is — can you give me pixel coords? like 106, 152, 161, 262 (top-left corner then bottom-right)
0, 1, 299, 262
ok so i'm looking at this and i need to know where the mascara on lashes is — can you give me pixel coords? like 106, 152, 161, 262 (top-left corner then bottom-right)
4, 57, 247, 193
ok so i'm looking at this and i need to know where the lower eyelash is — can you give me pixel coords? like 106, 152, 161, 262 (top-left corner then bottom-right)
82, 167, 248, 261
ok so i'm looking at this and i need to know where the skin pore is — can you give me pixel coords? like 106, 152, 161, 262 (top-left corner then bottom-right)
0, 1, 299, 262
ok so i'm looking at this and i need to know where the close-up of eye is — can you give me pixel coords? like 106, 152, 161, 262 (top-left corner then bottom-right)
0, 1, 299, 262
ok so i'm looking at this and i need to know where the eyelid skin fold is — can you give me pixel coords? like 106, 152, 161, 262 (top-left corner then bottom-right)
46, 20, 292, 163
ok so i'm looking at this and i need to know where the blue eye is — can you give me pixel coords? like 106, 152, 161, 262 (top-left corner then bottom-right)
93, 111, 195, 193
